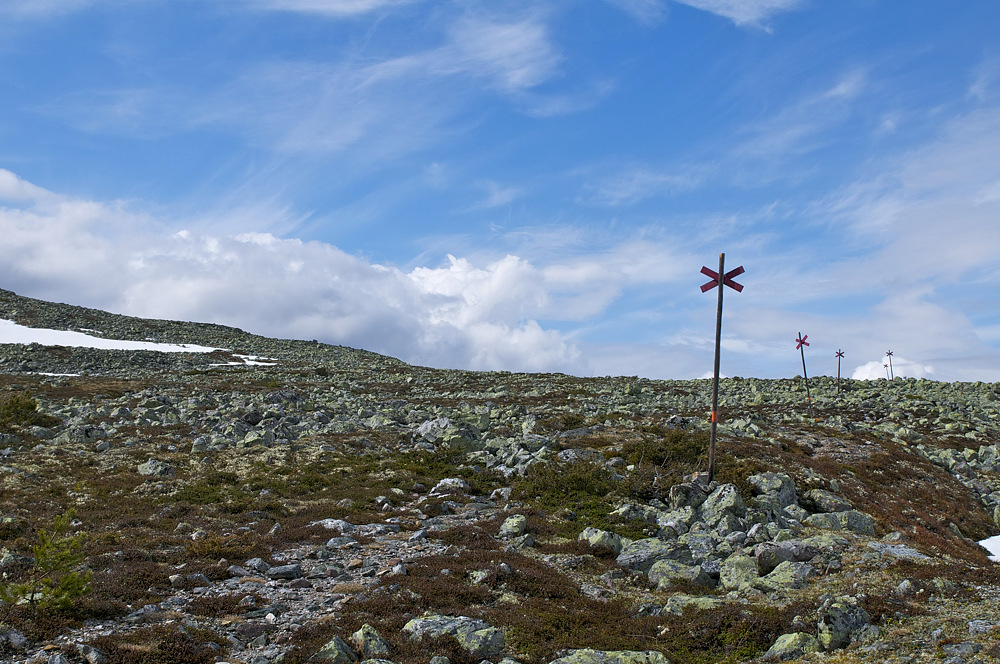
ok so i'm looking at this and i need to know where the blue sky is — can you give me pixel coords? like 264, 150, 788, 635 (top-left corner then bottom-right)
2, 0, 1000, 381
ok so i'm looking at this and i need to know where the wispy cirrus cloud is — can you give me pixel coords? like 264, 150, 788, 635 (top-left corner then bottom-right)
582, 167, 703, 206
245, 0, 417, 16
672, 0, 804, 28
602, 0, 668, 25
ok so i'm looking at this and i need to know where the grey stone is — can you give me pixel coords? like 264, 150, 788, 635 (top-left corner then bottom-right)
616, 538, 692, 573
764, 632, 821, 661
802, 489, 852, 513
351, 624, 392, 659
756, 541, 820, 575
499, 515, 528, 539
719, 554, 757, 591
817, 596, 872, 651
430, 478, 470, 497
402, 615, 505, 657
578, 527, 624, 554
137, 458, 175, 477
0, 626, 27, 651
804, 510, 875, 535
667, 481, 710, 510
661, 594, 726, 615
267, 563, 304, 580
747, 472, 797, 508
648, 558, 713, 588
78, 644, 109, 664
546, 649, 669, 664
699, 484, 745, 525
756, 561, 816, 591
867, 541, 929, 560
312, 635, 359, 663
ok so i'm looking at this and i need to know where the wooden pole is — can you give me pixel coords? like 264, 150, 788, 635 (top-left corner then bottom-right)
708, 253, 725, 483
836, 350, 843, 395
798, 332, 811, 404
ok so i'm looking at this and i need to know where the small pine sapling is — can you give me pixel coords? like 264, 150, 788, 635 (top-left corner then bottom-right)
0, 509, 92, 609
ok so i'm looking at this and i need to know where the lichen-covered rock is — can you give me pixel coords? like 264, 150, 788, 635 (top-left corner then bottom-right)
351, 624, 392, 659
747, 472, 797, 508
699, 484, 745, 526
719, 554, 758, 590
546, 649, 669, 664
402, 615, 505, 657
764, 632, 821, 661
755, 541, 819, 575
616, 539, 692, 573
802, 489, 852, 513
817, 595, 873, 651
137, 458, 174, 477
661, 594, 726, 615
805, 510, 875, 535
579, 527, 624, 554
667, 481, 710, 510
648, 558, 714, 589
499, 515, 528, 539
755, 561, 816, 591
311, 635, 359, 663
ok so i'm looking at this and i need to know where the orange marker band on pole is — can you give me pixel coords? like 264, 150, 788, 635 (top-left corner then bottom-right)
711, 411, 717, 422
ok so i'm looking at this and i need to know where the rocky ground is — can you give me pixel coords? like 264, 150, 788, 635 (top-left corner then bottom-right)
0, 288, 999, 664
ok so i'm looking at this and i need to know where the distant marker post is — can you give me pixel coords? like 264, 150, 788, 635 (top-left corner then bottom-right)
884, 363, 890, 380
700, 253, 744, 483
835, 349, 844, 395
886, 350, 894, 380
796, 333, 811, 404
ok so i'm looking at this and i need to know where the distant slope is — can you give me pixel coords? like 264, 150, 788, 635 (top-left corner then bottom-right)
0, 288, 404, 368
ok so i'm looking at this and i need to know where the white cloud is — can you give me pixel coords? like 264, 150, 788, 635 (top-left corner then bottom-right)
470, 180, 523, 209
602, 0, 667, 25
671, 0, 804, 27
584, 168, 702, 205
852, 357, 935, 381
0, 169, 626, 374
246, 0, 416, 16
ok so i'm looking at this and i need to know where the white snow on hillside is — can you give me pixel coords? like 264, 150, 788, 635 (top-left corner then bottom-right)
0, 319, 218, 353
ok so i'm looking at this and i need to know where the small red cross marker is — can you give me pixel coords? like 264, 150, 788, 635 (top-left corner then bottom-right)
796, 334, 809, 350
700, 265, 745, 293
835, 350, 844, 358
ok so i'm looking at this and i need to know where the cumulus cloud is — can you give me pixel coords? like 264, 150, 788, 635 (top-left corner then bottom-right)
0, 169, 600, 374
852, 356, 935, 381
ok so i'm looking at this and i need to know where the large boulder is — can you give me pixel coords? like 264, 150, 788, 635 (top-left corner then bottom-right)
616, 539, 692, 573
699, 484, 745, 526
579, 527, 624, 554
311, 636, 358, 663
648, 558, 714, 589
719, 554, 758, 591
747, 472, 797, 509
764, 633, 821, 661
667, 481, 710, 510
547, 649, 669, 664
755, 541, 819, 575
805, 510, 875, 535
817, 596, 873, 651
402, 615, 505, 657
801, 489, 852, 513
350, 624, 391, 659
755, 561, 816, 592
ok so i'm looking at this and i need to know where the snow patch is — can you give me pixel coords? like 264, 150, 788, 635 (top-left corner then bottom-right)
979, 534, 1000, 562
0, 319, 219, 353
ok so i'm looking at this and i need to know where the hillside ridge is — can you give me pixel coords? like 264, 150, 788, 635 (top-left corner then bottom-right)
0, 289, 998, 664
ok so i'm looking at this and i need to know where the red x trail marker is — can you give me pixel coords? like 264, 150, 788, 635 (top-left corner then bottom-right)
835, 350, 844, 395
700, 253, 745, 483
796, 332, 811, 404
700, 265, 745, 293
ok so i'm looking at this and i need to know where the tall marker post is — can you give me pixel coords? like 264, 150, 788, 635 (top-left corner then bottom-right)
884, 363, 890, 380
835, 349, 844, 395
796, 333, 811, 404
699, 253, 744, 483
886, 350, 894, 380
